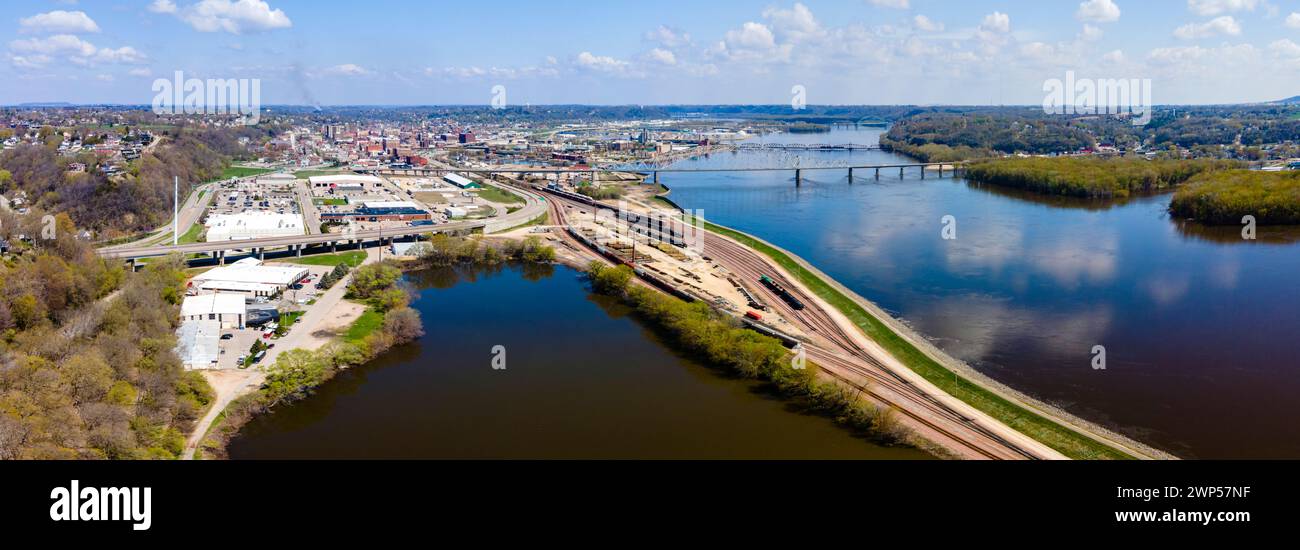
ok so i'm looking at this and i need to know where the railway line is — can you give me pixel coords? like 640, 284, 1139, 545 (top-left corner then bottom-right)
528, 183, 1058, 459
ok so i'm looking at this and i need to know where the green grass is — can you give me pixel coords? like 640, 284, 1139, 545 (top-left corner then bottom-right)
473, 184, 525, 205
177, 222, 205, 244
286, 250, 367, 267
703, 220, 1133, 460
221, 166, 274, 179
344, 309, 384, 343
314, 198, 348, 206
275, 311, 304, 336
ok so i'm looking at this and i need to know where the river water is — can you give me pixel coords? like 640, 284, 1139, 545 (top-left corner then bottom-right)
652, 126, 1300, 458
228, 263, 929, 459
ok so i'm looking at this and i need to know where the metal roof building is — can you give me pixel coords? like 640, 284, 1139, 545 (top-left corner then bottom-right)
175, 320, 221, 370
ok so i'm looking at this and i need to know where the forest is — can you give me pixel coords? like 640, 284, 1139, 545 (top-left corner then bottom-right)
963, 157, 1241, 198
0, 123, 277, 239
1170, 170, 1300, 225
881, 106, 1300, 161
0, 211, 212, 459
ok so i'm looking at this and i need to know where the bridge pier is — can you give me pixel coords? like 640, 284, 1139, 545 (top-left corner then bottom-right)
257, 248, 265, 261
921, 166, 926, 180
217, 250, 225, 266
900, 167, 904, 179
653, 171, 659, 185
330, 241, 337, 253
848, 167, 854, 183
795, 169, 802, 187
295, 244, 302, 257
875, 168, 880, 180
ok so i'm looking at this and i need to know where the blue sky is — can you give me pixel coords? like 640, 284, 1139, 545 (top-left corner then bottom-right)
5, 0, 1300, 105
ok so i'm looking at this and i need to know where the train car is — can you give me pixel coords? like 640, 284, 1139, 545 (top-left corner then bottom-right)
759, 274, 806, 310
745, 311, 763, 321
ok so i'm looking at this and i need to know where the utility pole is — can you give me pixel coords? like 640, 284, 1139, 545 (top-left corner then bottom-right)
173, 176, 179, 246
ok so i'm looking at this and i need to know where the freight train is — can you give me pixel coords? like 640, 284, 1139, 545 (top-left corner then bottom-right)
759, 275, 805, 310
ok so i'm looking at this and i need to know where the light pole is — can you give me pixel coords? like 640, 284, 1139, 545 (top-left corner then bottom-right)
173, 176, 179, 246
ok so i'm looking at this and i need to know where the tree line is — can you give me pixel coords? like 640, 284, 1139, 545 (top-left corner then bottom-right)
964, 157, 1241, 198
585, 261, 921, 450
0, 214, 213, 459
1170, 170, 1300, 225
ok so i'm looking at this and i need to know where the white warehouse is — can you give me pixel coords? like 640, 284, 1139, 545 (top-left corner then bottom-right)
190, 258, 309, 299
181, 293, 247, 329
175, 320, 221, 370
205, 211, 304, 242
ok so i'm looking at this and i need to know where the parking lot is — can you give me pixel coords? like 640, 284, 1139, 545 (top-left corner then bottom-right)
211, 263, 334, 370
211, 181, 303, 217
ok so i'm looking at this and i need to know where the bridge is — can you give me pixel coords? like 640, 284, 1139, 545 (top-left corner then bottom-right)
734, 143, 882, 151
100, 160, 964, 262
364, 160, 966, 187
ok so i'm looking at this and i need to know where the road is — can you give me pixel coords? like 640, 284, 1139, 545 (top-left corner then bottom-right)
98, 178, 546, 260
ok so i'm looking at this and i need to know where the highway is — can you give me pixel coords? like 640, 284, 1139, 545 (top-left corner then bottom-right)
96, 176, 548, 260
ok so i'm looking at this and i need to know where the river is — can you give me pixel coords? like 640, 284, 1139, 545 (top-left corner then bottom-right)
650, 126, 1300, 459
227, 263, 930, 459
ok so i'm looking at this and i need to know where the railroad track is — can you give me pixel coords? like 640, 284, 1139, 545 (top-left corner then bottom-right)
701, 232, 1038, 459
510, 183, 1046, 459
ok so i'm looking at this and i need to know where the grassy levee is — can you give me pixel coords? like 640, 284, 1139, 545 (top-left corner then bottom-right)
701, 219, 1135, 460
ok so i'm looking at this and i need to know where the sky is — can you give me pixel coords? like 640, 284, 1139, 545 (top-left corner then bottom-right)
4, 0, 1300, 106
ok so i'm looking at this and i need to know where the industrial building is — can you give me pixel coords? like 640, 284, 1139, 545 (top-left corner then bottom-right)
175, 320, 221, 370
321, 200, 431, 222
190, 258, 310, 299
205, 211, 304, 241
181, 293, 247, 329
444, 173, 483, 189
309, 174, 384, 191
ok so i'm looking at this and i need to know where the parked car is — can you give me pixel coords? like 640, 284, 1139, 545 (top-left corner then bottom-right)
220, 333, 234, 340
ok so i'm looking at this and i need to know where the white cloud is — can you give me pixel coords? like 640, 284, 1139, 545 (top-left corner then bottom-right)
1103, 49, 1126, 63
1076, 0, 1121, 23
1187, 0, 1258, 16
148, 0, 178, 14
128, 67, 154, 77
576, 52, 631, 73
981, 12, 1011, 34
96, 74, 114, 82
913, 15, 944, 32
1174, 15, 1241, 39
168, 0, 292, 34
19, 10, 101, 34
762, 3, 825, 44
7, 34, 146, 68
1269, 39, 1300, 58
645, 25, 691, 49
645, 48, 677, 65
320, 63, 370, 77
1287, 13, 1300, 29
867, 0, 910, 8
1079, 24, 1104, 41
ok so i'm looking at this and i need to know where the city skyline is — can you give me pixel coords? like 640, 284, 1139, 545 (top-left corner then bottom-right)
5, 1, 1300, 106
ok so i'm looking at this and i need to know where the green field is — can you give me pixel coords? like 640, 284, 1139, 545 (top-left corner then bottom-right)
221, 166, 275, 179
344, 309, 385, 343
314, 198, 348, 206
286, 250, 367, 267
702, 220, 1133, 460
473, 185, 525, 205
177, 222, 205, 244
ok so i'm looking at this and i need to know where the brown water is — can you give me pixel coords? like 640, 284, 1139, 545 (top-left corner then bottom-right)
227, 263, 930, 459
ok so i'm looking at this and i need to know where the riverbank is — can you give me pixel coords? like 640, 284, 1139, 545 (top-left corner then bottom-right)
194, 237, 560, 458
704, 219, 1170, 459
1170, 169, 1300, 225
964, 157, 1240, 199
